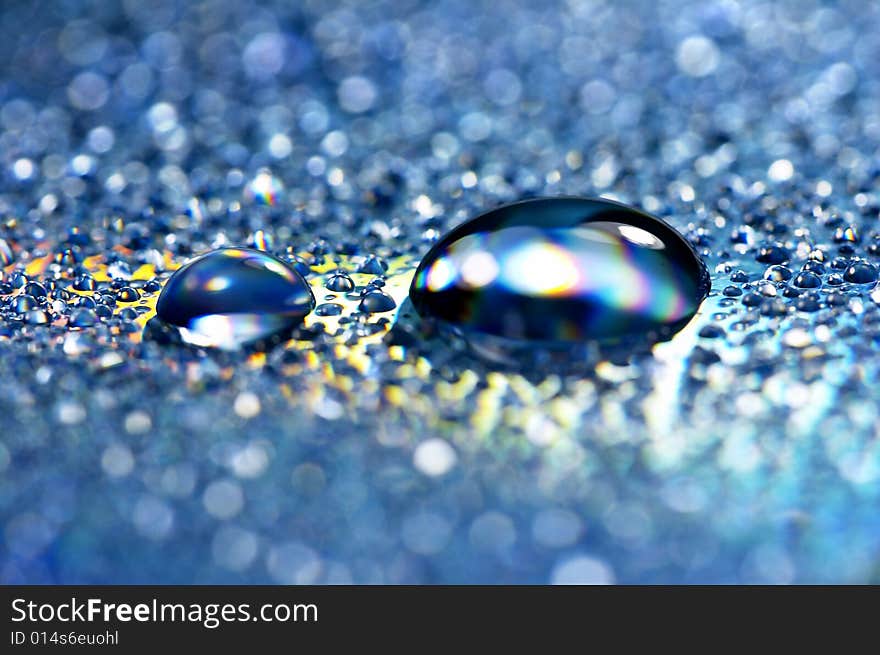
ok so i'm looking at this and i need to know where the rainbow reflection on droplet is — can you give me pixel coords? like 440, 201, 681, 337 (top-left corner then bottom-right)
410, 197, 710, 345
244, 170, 284, 206
155, 247, 314, 349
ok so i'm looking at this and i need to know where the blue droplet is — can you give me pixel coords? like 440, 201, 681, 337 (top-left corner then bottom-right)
756, 244, 791, 264
155, 247, 314, 349
409, 197, 710, 346
359, 289, 396, 313
792, 271, 821, 289
357, 255, 388, 275
843, 262, 877, 284
325, 271, 355, 292
315, 302, 343, 316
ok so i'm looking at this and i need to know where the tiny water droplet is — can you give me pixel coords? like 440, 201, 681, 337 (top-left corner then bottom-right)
154, 247, 314, 349
763, 265, 792, 282
325, 271, 355, 292
73, 275, 96, 291
359, 289, 396, 313
116, 286, 140, 302
315, 302, 343, 316
70, 308, 97, 328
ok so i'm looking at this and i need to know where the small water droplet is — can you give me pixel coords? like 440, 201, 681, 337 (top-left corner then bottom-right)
795, 294, 821, 312
70, 308, 97, 328
325, 271, 355, 292
154, 247, 314, 349
792, 271, 822, 289
763, 265, 792, 282
844, 262, 878, 284
143, 279, 162, 293
699, 324, 725, 339
741, 292, 762, 307
23, 281, 47, 297
756, 244, 790, 265
359, 289, 396, 313
26, 309, 50, 324
409, 197, 710, 346
357, 255, 388, 275
73, 275, 96, 291
315, 302, 343, 316
116, 286, 140, 302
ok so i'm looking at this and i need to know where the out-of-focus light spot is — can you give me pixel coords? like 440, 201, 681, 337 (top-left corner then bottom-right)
413, 439, 457, 476
676, 36, 720, 77
87, 126, 115, 153
268, 133, 292, 158
579, 79, 616, 115
338, 76, 377, 113
203, 479, 244, 519
266, 542, 321, 584
234, 391, 261, 419
12, 158, 34, 180
401, 512, 453, 555
551, 555, 615, 584
484, 68, 522, 106
133, 496, 174, 540
101, 444, 134, 478
67, 72, 109, 111
213, 526, 259, 571
768, 159, 794, 182
243, 32, 285, 80
124, 410, 152, 434
321, 130, 349, 157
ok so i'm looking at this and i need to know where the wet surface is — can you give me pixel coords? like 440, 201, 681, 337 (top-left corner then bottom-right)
1, 0, 880, 583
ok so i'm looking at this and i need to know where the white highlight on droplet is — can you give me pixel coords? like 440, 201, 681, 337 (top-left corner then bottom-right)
459, 250, 500, 288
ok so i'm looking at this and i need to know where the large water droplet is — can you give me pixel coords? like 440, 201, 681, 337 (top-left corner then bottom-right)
155, 247, 314, 349
409, 197, 710, 347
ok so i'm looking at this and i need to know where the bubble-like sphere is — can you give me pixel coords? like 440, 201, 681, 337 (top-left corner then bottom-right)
155, 247, 315, 349
409, 197, 710, 346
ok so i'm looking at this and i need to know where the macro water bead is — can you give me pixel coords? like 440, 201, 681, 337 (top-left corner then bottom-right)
155, 247, 315, 349
410, 197, 710, 346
